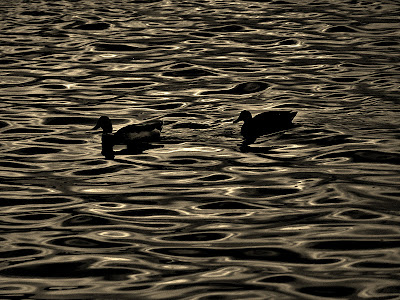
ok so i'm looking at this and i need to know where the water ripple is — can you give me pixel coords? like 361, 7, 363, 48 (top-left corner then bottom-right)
0, 0, 400, 298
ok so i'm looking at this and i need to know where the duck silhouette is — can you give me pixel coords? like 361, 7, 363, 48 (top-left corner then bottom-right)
234, 110, 297, 145
92, 116, 163, 159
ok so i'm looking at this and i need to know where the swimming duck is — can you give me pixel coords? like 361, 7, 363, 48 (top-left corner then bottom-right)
234, 110, 297, 145
92, 116, 163, 158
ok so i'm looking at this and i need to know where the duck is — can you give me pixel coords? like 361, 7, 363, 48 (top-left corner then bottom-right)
234, 110, 297, 145
92, 116, 163, 158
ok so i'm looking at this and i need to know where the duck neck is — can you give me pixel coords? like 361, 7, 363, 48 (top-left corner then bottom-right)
242, 115, 252, 123
102, 123, 113, 134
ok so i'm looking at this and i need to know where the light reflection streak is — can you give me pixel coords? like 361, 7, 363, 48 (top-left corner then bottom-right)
157, 146, 223, 153
0, 0, 399, 298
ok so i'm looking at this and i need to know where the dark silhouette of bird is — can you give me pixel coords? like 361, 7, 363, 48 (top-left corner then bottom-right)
92, 116, 163, 159
234, 110, 297, 145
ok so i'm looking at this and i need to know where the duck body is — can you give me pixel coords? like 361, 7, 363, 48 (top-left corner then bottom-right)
234, 110, 296, 144
93, 116, 163, 158
113, 120, 163, 145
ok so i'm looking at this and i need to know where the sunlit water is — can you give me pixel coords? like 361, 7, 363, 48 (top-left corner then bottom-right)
1, 0, 400, 299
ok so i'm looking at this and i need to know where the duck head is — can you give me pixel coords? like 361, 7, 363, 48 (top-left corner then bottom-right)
233, 110, 252, 123
92, 116, 113, 134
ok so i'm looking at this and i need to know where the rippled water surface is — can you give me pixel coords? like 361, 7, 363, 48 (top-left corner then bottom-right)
1, 0, 400, 299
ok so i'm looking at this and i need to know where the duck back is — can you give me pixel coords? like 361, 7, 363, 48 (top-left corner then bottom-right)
253, 111, 296, 125
114, 119, 163, 144
116, 120, 163, 135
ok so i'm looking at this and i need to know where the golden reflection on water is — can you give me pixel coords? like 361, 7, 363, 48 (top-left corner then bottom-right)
0, 0, 400, 299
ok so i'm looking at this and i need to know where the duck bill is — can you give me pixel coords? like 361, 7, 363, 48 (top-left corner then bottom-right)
233, 117, 241, 123
92, 118, 102, 130
92, 123, 101, 130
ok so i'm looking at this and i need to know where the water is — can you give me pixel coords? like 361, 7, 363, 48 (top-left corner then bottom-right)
0, 0, 400, 299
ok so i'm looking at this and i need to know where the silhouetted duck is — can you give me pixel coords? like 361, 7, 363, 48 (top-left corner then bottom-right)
234, 110, 297, 145
92, 116, 163, 158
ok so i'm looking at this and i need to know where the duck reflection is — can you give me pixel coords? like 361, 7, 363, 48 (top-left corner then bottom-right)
92, 116, 163, 159
234, 110, 297, 146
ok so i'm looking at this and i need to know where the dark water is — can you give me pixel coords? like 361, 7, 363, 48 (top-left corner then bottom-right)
1, 0, 400, 299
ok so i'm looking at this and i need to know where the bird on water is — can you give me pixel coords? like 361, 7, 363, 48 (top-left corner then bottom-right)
234, 110, 297, 145
92, 116, 163, 158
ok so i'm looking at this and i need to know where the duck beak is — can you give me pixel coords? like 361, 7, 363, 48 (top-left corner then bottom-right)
233, 116, 241, 124
92, 119, 101, 130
